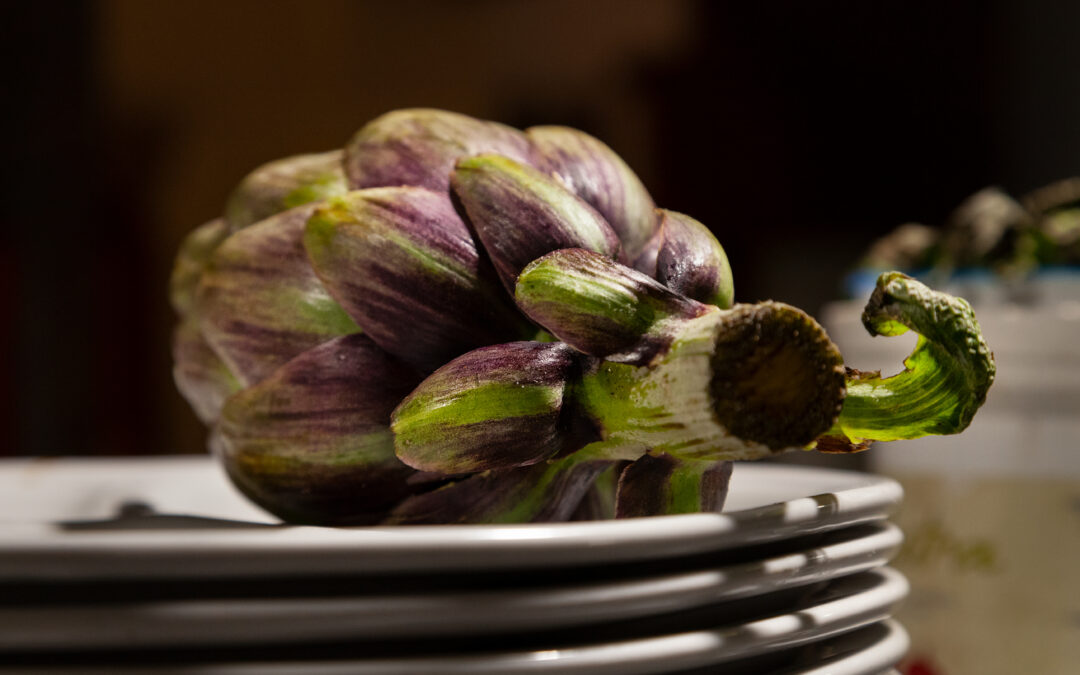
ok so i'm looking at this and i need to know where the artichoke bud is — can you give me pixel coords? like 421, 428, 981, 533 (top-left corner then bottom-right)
391, 342, 580, 475
615, 453, 732, 518
345, 108, 533, 192
216, 333, 423, 525
304, 187, 530, 373
943, 187, 1032, 267
451, 155, 622, 291
1023, 176, 1080, 215
195, 203, 361, 387
527, 125, 658, 261
515, 248, 709, 367
172, 314, 241, 424
224, 150, 347, 232
654, 210, 735, 309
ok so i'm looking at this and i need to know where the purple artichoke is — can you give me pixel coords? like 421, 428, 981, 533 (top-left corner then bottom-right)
171, 109, 994, 525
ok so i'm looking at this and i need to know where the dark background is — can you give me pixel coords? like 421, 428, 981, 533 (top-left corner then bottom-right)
4, 0, 1079, 456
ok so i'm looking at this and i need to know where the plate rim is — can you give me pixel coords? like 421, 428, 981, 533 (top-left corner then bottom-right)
0, 523, 903, 650
0, 457, 903, 579
0, 569, 909, 674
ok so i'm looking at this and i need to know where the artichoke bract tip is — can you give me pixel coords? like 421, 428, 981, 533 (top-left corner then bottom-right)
451, 154, 622, 290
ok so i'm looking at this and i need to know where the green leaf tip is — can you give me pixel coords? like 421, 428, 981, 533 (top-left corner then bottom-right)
829, 271, 996, 446
451, 154, 621, 290
225, 150, 347, 232
515, 248, 708, 366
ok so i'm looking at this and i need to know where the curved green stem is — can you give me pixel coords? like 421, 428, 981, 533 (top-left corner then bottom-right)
827, 272, 996, 446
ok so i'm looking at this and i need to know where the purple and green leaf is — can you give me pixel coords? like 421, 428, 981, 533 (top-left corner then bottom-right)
387, 440, 634, 524
344, 109, 533, 193
527, 125, 658, 260
515, 248, 709, 366
615, 453, 732, 518
304, 187, 530, 373
654, 210, 734, 309
171, 315, 241, 424
225, 150, 347, 231
169, 218, 230, 317
451, 155, 622, 290
195, 203, 361, 387
216, 333, 423, 525
391, 342, 580, 474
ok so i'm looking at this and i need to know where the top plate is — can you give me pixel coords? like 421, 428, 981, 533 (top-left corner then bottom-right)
0, 456, 901, 580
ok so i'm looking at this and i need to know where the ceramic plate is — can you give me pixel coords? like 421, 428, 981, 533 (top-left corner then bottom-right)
1, 522, 900, 650
0, 569, 907, 673
0, 456, 902, 580
786, 619, 909, 675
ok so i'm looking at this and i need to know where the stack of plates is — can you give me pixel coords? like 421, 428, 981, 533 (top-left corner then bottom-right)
0, 457, 909, 674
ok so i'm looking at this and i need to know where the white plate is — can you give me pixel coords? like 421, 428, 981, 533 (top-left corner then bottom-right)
0, 456, 902, 580
787, 619, 909, 675
1, 522, 901, 650
0, 569, 908, 674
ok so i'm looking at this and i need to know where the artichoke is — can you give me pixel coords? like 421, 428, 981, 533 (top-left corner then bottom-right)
171, 109, 995, 525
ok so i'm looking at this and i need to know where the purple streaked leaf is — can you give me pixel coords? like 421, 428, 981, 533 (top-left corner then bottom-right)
169, 218, 230, 317
515, 248, 709, 366
386, 441, 626, 524
632, 225, 664, 278
615, 453, 733, 518
344, 108, 533, 192
216, 333, 423, 525
655, 210, 734, 309
225, 150, 347, 231
527, 126, 658, 261
451, 154, 622, 290
172, 315, 241, 424
304, 187, 529, 373
391, 342, 579, 474
195, 203, 361, 387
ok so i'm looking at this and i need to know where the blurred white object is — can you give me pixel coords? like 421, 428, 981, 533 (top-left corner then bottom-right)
823, 277, 1080, 675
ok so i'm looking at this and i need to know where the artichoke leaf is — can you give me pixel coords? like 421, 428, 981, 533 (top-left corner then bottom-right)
822, 271, 995, 448
345, 108, 533, 193
387, 440, 638, 525
195, 203, 361, 387
515, 248, 709, 366
654, 210, 735, 309
217, 334, 423, 525
225, 150, 347, 232
169, 218, 230, 317
304, 187, 529, 373
527, 125, 658, 260
615, 453, 733, 518
172, 314, 241, 424
391, 342, 580, 474
451, 154, 622, 290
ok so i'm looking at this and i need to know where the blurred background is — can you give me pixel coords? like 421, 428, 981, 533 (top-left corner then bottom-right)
4, 0, 1079, 457
4, 3, 1080, 673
